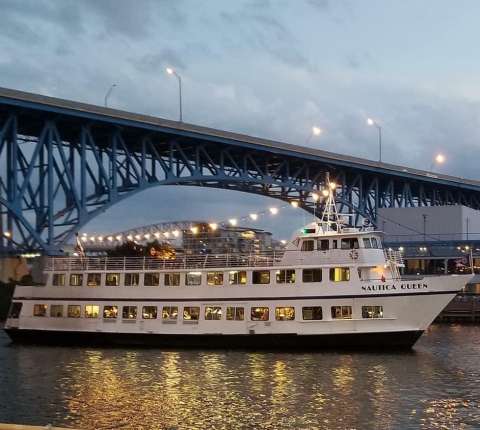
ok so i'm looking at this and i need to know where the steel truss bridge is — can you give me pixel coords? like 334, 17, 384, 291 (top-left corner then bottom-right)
2, 86, 480, 254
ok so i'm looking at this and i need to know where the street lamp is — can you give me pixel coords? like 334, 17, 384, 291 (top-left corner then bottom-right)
429, 153, 445, 171
367, 118, 382, 162
166, 67, 183, 122
306, 126, 322, 144
104, 83, 117, 108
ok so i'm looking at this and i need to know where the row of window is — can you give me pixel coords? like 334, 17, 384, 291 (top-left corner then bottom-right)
298, 237, 380, 252
30, 304, 384, 321
52, 267, 350, 287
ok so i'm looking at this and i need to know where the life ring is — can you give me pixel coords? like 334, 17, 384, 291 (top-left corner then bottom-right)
349, 250, 359, 260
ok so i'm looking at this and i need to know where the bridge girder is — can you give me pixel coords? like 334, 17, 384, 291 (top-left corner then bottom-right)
1, 96, 480, 254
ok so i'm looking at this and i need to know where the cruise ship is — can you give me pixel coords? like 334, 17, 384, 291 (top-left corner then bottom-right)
3, 186, 470, 349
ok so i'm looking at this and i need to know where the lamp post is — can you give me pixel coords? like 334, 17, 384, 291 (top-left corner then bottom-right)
429, 153, 445, 171
166, 67, 183, 122
306, 126, 322, 144
104, 84, 117, 108
367, 118, 382, 162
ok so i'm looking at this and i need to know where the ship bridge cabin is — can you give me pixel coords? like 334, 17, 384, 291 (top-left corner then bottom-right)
281, 221, 402, 282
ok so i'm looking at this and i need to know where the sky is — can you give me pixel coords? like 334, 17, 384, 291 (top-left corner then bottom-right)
2, 0, 480, 240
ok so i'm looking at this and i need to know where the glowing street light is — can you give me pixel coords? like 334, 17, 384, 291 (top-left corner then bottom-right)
367, 117, 382, 162
166, 67, 183, 122
104, 83, 117, 108
430, 153, 446, 171
306, 125, 323, 144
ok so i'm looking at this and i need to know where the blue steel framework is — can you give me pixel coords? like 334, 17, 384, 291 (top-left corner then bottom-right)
2, 87, 480, 254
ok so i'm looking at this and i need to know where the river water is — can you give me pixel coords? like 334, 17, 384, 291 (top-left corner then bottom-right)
0, 325, 479, 430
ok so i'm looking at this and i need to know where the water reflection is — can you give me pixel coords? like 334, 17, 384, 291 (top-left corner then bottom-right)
0, 326, 479, 429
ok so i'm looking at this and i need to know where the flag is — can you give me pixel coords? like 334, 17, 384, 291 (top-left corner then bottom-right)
75, 233, 85, 258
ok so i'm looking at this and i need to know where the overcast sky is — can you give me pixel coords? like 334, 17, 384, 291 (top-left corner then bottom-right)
2, 0, 480, 239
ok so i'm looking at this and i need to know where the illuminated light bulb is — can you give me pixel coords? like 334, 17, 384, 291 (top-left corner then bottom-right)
81, 237, 88, 242
190, 226, 199, 234
107, 236, 113, 242
127, 235, 133, 241
172, 230, 180, 237
90, 236, 95, 242
435, 153, 445, 164
144, 233, 150, 240
135, 234, 141, 240
367, 118, 375, 126
290, 201, 299, 208
269, 207, 278, 215
116, 235, 122, 241
249, 213, 258, 221
312, 126, 322, 136
322, 189, 330, 197
329, 182, 337, 190
163, 231, 170, 238
229, 218, 238, 226
154, 232, 160, 238
166, 67, 174, 75
98, 236, 103, 242
82, 232, 87, 236
209, 223, 218, 231
312, 193, 320, 202
280, 240, 287, 245
4, 231, 11, 238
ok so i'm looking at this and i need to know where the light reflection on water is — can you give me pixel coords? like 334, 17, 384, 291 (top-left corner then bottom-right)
0, 325, 479, 430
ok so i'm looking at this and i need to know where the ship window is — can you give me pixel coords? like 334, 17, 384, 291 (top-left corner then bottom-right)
207, 272, 224, 286
363, 238, 372, 249
103, 306, 118, 319
229, 270, 247, 285
371, 238, 379, 248
69, 274, 83, 286
68, 305, 81, 318
50, 305, 63, 317
205, 306, 222, 320
251, 307, 269, 321
186, 272, 202, 286
226, 306, 244, 320
144, 272, 160, 286
183, 306, 200, 321
125, 273, 140, 286
252, 270, 270, 284
165, 273, 181, 286
341, 238, 359, 249
162, 306, 178, 321
276, 269, 295, 283
106, 273, 120, 286
33, 304, 47, 317
318, 239, 329, 251
301, 240, 315, 251
85, 305, 99, 318
362, 306, 383, 319
303, 268, 322, 282
302, 306, 323, 320
52, 273, 65, 286
122, 306, 137, 319
142, 306, 157, 319
330, 267, 350, 282
87, 273, 101, 287
275, 307, 295, 321
8, 302, 22, 319
331, 306, 352, 319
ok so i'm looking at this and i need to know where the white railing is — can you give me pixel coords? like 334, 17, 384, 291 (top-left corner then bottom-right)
45, 251, 286, 272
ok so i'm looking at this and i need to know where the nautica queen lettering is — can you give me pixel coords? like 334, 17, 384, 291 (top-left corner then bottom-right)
362, 283, 428, 291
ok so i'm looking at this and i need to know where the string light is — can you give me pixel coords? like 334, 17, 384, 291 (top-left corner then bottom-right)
322, 189, 329, 197
116, 235, 122, 241
249, 213, 258, 220
229, 218, 238, 226
107, 236, 113, 242
209, 223, 218, 231
144, 233, 150, 240
135, 234, 141, 240
127, 235, 133, 241
269, 207, 278, 215
172, 230, 180, 237
163, 231, 170, 238
154, 232, 161, 239
290, 201, 299, 208
190, 226, 199, 235
312, 193, 320, 202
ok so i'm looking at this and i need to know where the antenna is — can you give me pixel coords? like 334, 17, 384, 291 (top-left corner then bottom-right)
319, 173, 341, 233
